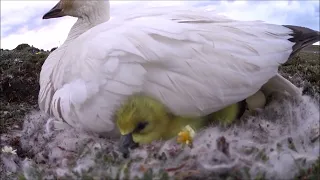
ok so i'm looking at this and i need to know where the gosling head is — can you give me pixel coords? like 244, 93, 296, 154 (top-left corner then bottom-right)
115, 94, 176, 157
42, 0, 110, 19
116, 94, 173, 145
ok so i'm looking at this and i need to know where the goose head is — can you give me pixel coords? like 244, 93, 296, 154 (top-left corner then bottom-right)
43, 0, 110, 20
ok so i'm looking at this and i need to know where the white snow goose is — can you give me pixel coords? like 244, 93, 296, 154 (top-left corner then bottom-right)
39, 0, 319, 136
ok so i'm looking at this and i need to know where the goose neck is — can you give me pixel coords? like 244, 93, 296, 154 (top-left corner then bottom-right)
64, 3, 110, 44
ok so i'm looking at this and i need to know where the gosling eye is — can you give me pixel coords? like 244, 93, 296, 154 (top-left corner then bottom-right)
134, 121, 148, 132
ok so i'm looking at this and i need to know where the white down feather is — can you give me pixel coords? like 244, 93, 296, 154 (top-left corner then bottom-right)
38, 5, 298, 135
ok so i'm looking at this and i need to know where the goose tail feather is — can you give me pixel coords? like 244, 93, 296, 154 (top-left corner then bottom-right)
283, 25, 320, 58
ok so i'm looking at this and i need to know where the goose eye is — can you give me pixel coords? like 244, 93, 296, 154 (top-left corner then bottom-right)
135, 122, 148, 132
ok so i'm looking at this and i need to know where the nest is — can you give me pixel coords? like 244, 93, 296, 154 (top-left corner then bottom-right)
0, 44, 319, 180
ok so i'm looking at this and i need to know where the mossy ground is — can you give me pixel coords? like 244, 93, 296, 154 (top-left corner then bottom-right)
0, 44, 50, 134
0, 44, 319, 179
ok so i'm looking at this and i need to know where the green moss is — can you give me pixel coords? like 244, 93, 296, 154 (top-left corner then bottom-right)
254, 172, 266, 180
158, 170, 170, 180
294, 157, 320, 180
255, 149, 269, 162
280, 51, 320, 97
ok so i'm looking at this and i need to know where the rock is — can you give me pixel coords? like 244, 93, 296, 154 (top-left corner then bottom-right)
14, 44, 30, 51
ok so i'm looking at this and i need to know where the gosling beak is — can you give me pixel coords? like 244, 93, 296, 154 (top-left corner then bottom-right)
119, 133, 139, 158
43, 1, 65, 19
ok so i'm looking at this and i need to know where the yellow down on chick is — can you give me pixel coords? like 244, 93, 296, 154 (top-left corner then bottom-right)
115, 92, 264, 151
116, 94, 205, 145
